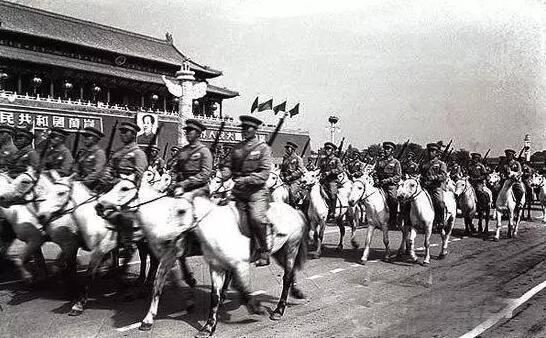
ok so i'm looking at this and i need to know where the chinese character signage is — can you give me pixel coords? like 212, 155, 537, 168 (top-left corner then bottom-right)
0, 111, 102, 131
200, 129, 267, 143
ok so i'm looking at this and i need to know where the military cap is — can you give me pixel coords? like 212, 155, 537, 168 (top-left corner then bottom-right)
324, 142, 337, 150
149, 145, 160, 152
239, 115, 263, 129
81, 127, 105, 139
171, 145, 182, 151
14, 127, 33, 139
470, 152, 481, 158
406, 151, 415, 157
504, 149, 516, 155
426, 143, 441, 151
0, 124, 14, 134
119, 121, 140, 133
285, 141, 298, 149
49, 127, 69, 138
183, 119, 206, 133
382, 141, 396, 150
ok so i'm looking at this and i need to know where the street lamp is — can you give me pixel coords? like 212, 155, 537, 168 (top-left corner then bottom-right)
63, 80, 73, 99
151, 93, 159, 110
92, 84, 101, 102
32, 75, 42, 96
524, 134, 531, 162
326, 115, 341, 143
0, 71, 8, 91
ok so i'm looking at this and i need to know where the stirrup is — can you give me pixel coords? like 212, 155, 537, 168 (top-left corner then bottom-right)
255, 251, 271, 267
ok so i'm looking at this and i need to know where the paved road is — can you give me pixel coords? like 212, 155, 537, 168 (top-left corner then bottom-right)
1, 212, 546, 338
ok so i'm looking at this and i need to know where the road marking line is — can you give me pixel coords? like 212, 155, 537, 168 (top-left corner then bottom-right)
306, 275, 323, 280
430, 244, 439, 247
459, 279, 546, 338
167, 310, 188, 318
351, 263, 364, 267
416, 247, 424, 251
116, 322, 141, 332
250, 290, 266, 296
330, 268, 345, 274
452, 238, 461, 242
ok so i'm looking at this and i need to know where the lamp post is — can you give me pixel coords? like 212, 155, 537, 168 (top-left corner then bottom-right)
0, 71, 8, 91
151, 93, 159, 110
92, 84, 101, 102
32, 75, 42, 96
523, 134, 531, 162
63, 80, 73, 99
326, 115, 341, 143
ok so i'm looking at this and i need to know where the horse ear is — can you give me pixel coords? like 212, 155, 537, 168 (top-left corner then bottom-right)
50, 169, 61, 181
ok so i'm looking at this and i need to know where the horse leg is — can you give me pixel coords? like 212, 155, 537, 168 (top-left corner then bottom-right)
407, 228, 418, 263
136, 241, 148, 286
336, 219, 345, 252
179, 256, 197, 288
507, 209, 514, 239
439, 217, 453, 260
68, 248, 107, 316
14, 232, 44, 284
290, 274, 305, 300
311, 219, 326, 259
494, 209, 502, 241
270, 260, 295, 321
397, 224, 408, 259
350, 209, 359, 249
423, 222, 432, 265
196, 266, 226, 337
139, 254, 177, 331
382, 224, 391, 262
360, 225, 374, 264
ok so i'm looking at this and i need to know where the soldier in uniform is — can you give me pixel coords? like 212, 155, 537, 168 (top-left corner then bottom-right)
146, 145, 166, 176
75, 127, 106, 190
306, 156, 317, 171
170, 119, 212, 195
41, 127, 73, 176
401, 151, 419, 179
166, 145, 181, 171
375, 142, 402, 229
347, 150, 365, 179
420, 143, 448, 229
0, 125, 18, 174
280, 141, 305, 207
220, 115, 273, 266
468, 152, 493, 208
10, 126, 39, 178
318, 142, 344, 220
448, 161, 463, 182
501, 149, 525, 215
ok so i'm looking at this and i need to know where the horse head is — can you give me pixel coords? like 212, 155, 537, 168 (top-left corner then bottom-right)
348, 174, 373, 206
453, 177, 469, 197
35, 171, 75, 223
397, 177, 421, 201
300, 169, 320, 187
0, 167, 38, 208
266, 169, 282, 189
95, 173, 139, 219
487, 172, 501, 186
528, 172, 544, 188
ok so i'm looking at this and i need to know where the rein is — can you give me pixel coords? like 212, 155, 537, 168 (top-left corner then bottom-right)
353, 180, 378, 202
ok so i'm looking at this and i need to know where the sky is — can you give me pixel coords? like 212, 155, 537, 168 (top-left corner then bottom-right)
14, 0, 546, 154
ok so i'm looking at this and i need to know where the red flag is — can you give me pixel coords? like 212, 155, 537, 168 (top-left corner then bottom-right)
258, 98, 273, 112
273, 101, 286, 115
250, 97, 259, 113
289, 103, 300, 117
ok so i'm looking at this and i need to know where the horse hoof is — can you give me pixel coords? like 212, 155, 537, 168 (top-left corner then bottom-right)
68, 309, 83, 316
383, 256, 392, 263
270, 311, 283, 321
195, 328, 213, 338
139, 322, 153, 331
309, 252, 320, 259
351, 240, 359, 249
408, 256, 419, 264
336, 245, 343, 252
290, 288, 305, 300
359, 259, 367, 265
493, 237, 500, 242
438, 253, 447, 260
422, 260, 430, 266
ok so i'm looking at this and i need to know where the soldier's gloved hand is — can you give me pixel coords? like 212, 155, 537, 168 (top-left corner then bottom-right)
174, 186, 185, 197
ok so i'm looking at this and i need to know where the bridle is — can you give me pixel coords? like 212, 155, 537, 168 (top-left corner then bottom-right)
268, 171, 285, 191
401, 178, 425, 202
352, 179, 378, 202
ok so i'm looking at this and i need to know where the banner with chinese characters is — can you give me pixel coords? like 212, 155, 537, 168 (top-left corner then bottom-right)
200, 129, 267, 143
0, 111, 103, 131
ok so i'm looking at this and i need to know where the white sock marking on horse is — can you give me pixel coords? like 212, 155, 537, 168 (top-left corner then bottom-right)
416, 247, 425, 251
250, 290, 266, 296
116, 323, 141, 332
459, 279, 546, 338
306, 275, 323, 280
330, 268, 345, 274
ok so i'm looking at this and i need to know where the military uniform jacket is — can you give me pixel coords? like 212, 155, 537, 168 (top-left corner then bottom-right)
449, 163, 463, 181
76, 145, 106, 182
9, 145, 39, 178
522, 163, 534, 180
280, 153, 304, 183
504, 160, 522, 181
107, 142, 148, 179
420, 158, 447, 188
347, 159, 365, 178
306, 162, 317, 171
402, 160, 419, 178
0, 141, 18, 172
221, 137, 272, 196
375, 156, 401, 186
43, 144, 74, 176
468, 162, 487, 184
173, 141, 212, 190
166, 156, 178, 171
149, 156, 166, 175
318, 155, 343, 182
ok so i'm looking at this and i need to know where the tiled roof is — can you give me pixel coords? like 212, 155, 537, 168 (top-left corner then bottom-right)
0, 0, 221, 78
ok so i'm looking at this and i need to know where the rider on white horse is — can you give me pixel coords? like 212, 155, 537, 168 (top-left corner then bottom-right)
503, 149, 525, 213
399, 151, 420, 226
318, 142, 344, 220
168, 119, 212, 196
420, 143, 448, 230
74, 127, 106, 191
280, 141, 305, 208
468, 152, 493, 205
220, 115, 273, 267
146, 145, 166, 176
374, 141, 402, 229
11, 126, 39, 178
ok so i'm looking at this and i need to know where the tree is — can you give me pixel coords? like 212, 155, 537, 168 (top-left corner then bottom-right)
452, 148, 470, 167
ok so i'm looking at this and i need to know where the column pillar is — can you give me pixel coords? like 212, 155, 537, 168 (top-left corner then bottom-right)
17, 74, 22, 93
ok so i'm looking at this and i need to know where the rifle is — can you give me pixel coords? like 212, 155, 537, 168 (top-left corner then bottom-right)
482, 149, 491, 162
341, 144, 351, 162
146, 123, 163, 157
336, 137, 345, 157
517, 146, 526, 160
441, 139, 453, 160
162, 142, 169, 160
104, 120, 119, 160
267, 112, 288, 147
71, 127, 82, 160
397, 139, 410, 160
300, 138, 310, 158
210, 121, 226, 156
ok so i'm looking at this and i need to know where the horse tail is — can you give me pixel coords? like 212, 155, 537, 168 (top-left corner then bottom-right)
294, 211, 308, 271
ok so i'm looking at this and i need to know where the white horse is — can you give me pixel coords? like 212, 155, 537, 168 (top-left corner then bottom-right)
494, 175, 525, 241
300, 169, 356, 258
453, 177, 478, 235
487, 172, 502, 221
96, 172, 308, 336
348, 174, 390, 264
529, 172, 546, 223
266, 169, 289, 203
208, 170, 234, 205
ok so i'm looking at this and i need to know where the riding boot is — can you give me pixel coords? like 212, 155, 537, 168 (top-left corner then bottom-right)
255, 223, 272, 267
